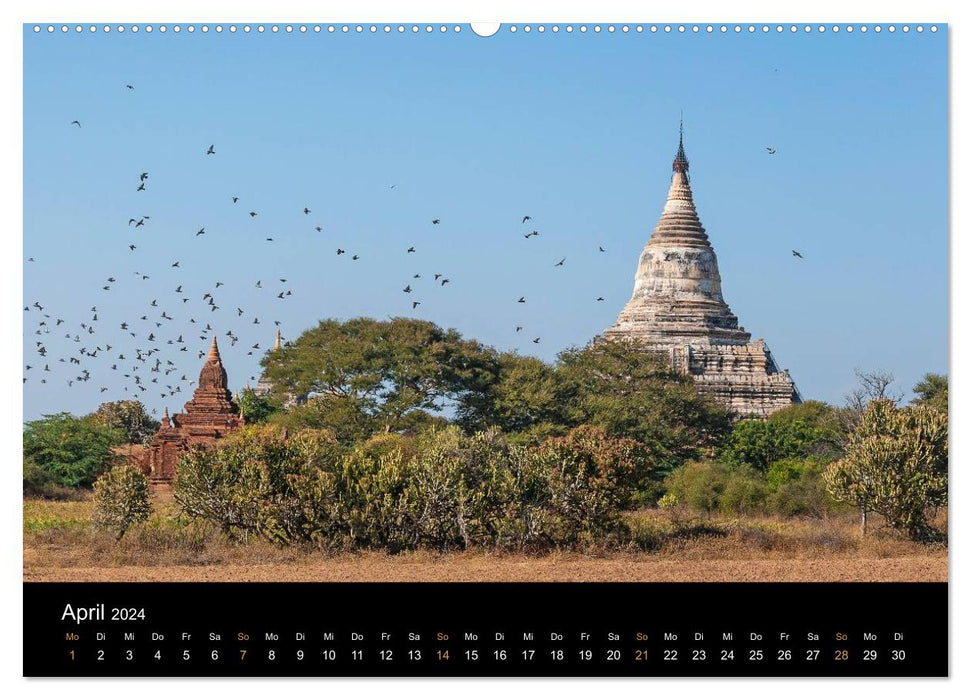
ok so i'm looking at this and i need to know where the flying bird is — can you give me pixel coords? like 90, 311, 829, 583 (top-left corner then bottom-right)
554, 258, 566, 267
766, 147, 777, 155
792, 250, 804, 259
431, 219, 440, 225
196, 227, 205, 236
303, 207, 311, 214
517, 297, 526, 303
522, 215, 531, 223
206, 144, 215, 155
70, 120, 81, 128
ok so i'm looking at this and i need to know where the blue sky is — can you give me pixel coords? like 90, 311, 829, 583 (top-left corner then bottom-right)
22, 25, 947, 421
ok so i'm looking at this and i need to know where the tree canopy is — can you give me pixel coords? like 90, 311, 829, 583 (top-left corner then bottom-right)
912, 373, 948, 414
825, 398, 947, 540
260, 318, 499, 441
88, 400, 159, 445
23, 413, 125, 489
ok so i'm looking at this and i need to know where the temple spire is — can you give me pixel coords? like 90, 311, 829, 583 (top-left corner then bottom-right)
673, 120, 689, 174
208, 335, 221, 361
161, 407, 170, 427
274, 329, 282, 351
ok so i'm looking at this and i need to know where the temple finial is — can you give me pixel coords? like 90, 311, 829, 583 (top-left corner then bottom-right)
208, 335, 220, 360
274, 329, 282, 351
161, 407, 170, 427
673, 118, 689, 174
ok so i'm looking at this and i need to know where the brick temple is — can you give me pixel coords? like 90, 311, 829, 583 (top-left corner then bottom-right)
603, 130, 801, 417
137, 336, 245, 482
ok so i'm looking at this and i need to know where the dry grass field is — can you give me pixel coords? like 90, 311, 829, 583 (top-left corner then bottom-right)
23, 490, 947, 583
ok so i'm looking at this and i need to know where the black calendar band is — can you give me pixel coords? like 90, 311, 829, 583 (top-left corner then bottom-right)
24, 582, 947, 677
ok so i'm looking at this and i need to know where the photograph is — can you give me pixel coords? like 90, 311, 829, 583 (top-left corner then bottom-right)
20, 19, 949, 678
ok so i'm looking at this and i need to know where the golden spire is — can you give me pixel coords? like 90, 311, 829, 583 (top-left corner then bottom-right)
274, 329, 282, 351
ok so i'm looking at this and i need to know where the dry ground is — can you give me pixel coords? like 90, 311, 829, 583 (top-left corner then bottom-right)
23, 491, 947, 583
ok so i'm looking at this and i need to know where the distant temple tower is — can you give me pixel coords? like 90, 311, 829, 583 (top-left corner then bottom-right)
253, 329, 306, 406
253, 329, 282, 398
138, 336, 244, 482
603, 130, 800, 417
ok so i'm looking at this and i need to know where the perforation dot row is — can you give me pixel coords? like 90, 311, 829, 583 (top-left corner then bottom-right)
31, 24, 939, 35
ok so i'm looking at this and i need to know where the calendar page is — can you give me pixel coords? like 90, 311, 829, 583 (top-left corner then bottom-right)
21, 19, 948, 678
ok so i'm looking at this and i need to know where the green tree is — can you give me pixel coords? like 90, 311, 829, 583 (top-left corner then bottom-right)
721, 418, 827, 473
912, 373, 948, 414
260, 317, 499, 439
461, 352, 560, 435
23, 413, 125, 489
765, 400, 847, 458
268, 395, 379, 445
93, 464, 152, 540
88, 400, 159, 445
237, 387, 278, 424
554, 339, 733, 475
825, 399, 948, 540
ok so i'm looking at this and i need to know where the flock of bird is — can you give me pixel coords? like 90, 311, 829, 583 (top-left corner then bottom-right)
24, 87, 615, 416
25, 83, 799, 420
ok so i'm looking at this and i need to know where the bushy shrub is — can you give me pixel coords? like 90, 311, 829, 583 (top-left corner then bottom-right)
663, 461, 724, 515
173, 422, 636, 553
719, 468, 766, 515
528, 425, 638, 544
23, 459, 80, 500
174, 425, 341, 542
357, 432, 418, 461
662, 460, 766, 516
764, 458, 837, 518
826, 399, 947, 540
92, 465, 151, 540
